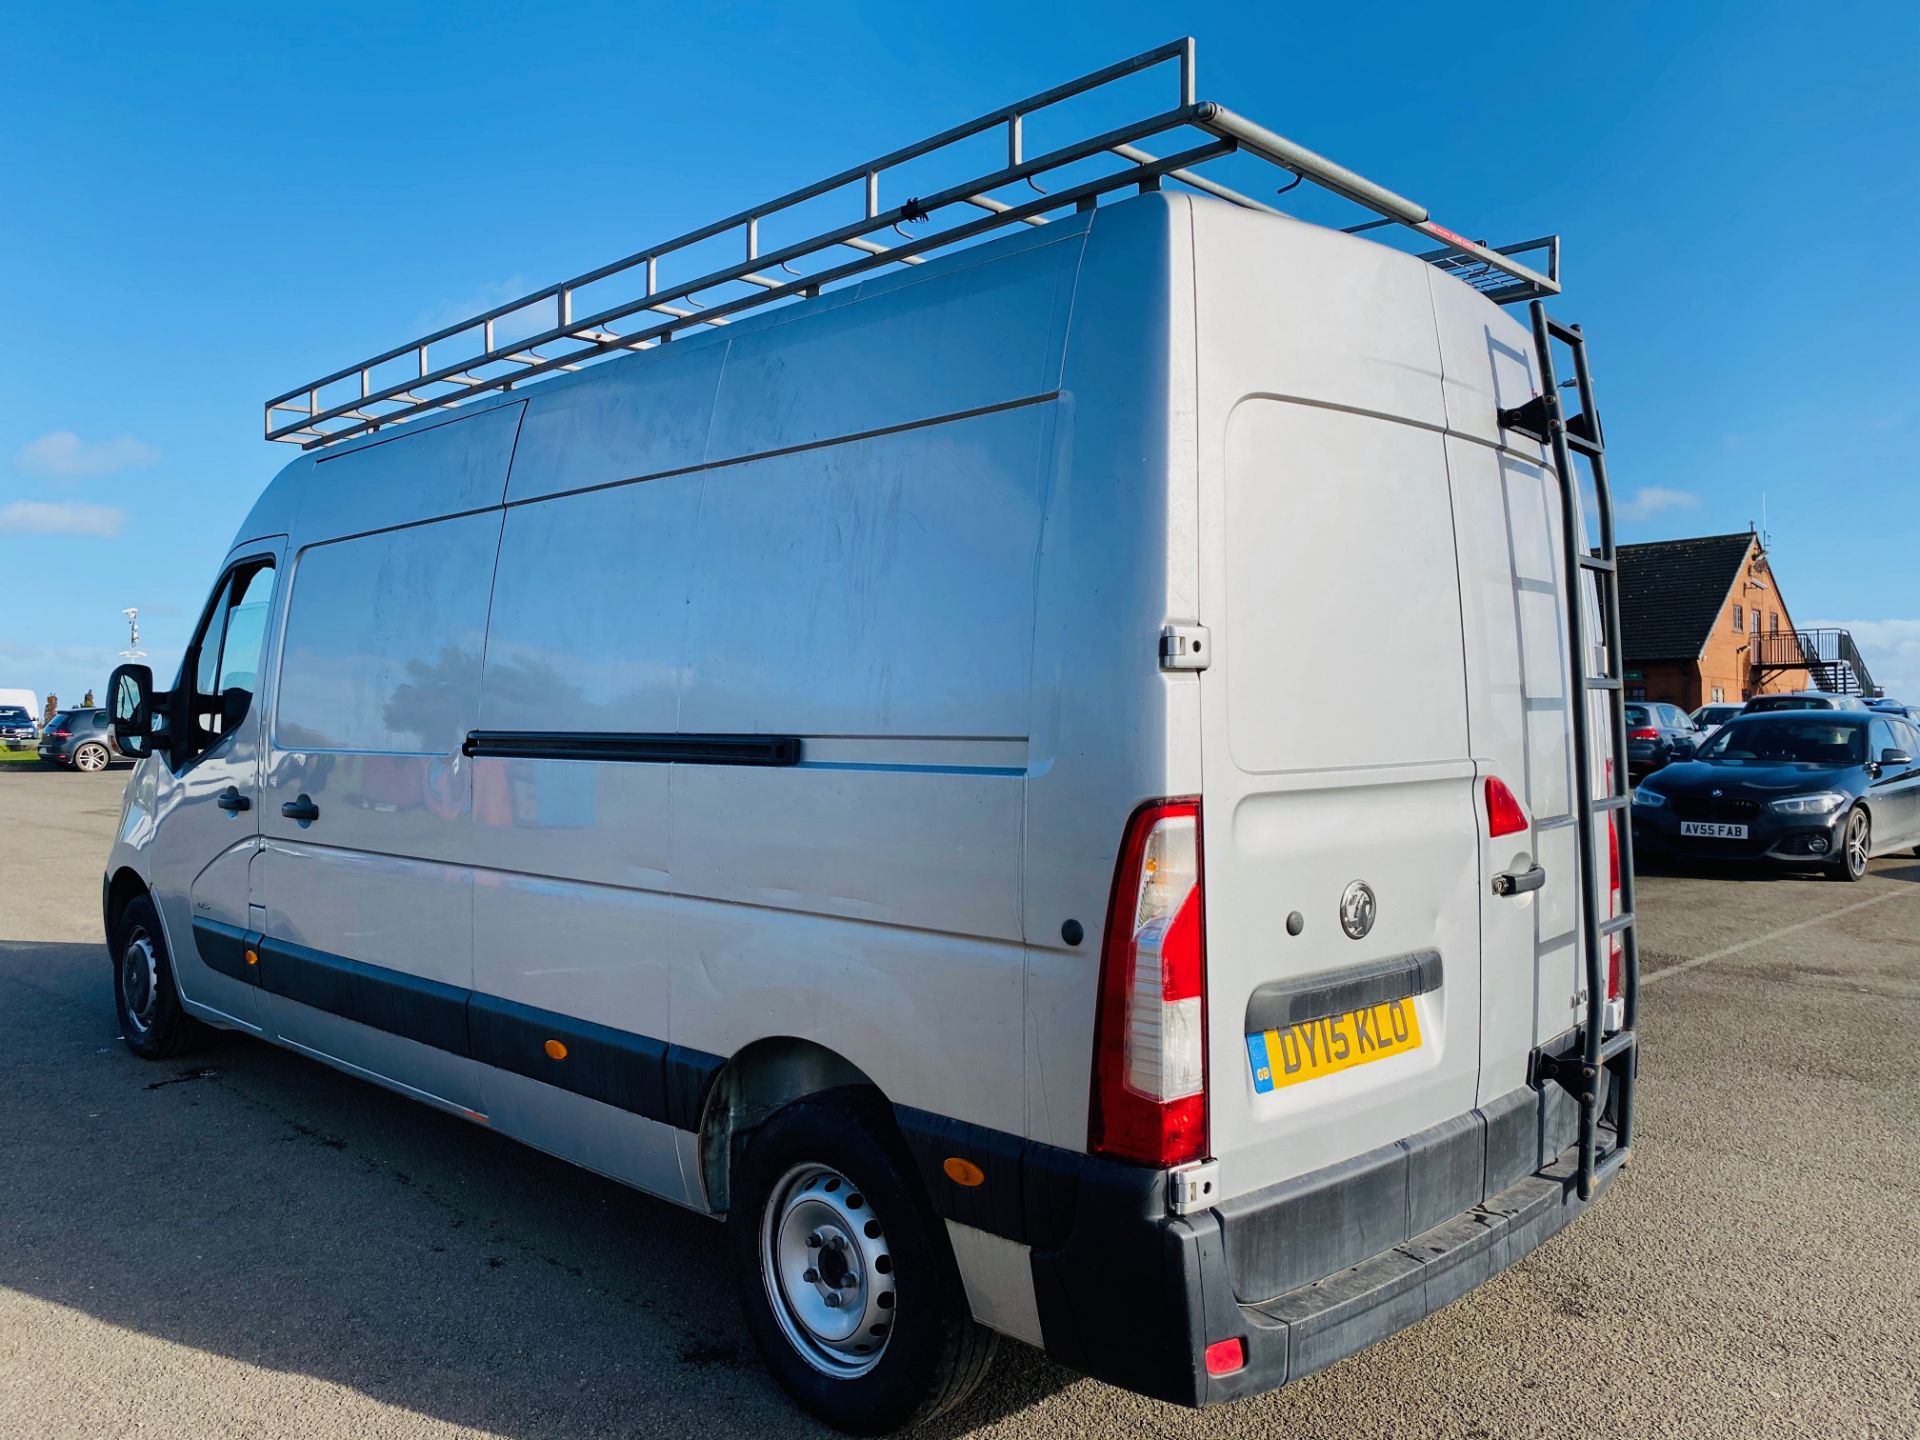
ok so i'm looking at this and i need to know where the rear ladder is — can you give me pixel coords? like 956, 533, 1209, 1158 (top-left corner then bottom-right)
1500, 304, 1639, 1201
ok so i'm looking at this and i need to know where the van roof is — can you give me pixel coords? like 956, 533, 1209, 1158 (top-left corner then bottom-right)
266, 37, 1562, 454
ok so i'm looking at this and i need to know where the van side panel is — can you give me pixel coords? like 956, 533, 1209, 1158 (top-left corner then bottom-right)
670, 408, 1050, 1132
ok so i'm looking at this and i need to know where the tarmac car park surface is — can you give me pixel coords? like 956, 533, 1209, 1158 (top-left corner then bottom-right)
2, 763, 1917, 1439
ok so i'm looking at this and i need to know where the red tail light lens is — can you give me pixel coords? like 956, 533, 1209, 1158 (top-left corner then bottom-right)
1090, 798, 1207, 1168
1485, 776, 1529, 838
1627, 727, 1659, 741
1204, 1337, 1247, 1376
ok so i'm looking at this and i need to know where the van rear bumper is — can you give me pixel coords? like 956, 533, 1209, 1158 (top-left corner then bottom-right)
991, 1081, 1618, 1407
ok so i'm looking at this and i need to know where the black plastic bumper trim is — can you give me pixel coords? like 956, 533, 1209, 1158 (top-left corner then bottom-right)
463, 731, 800, 766
1244, 949, 1443, 1035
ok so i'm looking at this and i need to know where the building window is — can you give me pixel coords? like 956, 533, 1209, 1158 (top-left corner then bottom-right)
1733, 604, 1744, 632
1711, 686, 1725, 703
1627, 687, 1648, 701
1771, 612, 1780, 635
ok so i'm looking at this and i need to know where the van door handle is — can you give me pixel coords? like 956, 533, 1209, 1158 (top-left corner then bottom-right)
1492, 865, 1546, 897
281, 794, 320, 824
215, 786, 251, 814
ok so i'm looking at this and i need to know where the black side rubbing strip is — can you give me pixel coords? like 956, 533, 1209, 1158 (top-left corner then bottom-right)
468, 992, 671, 1122
463, 731, 800, 766
256, 937, 470, 1056
192, 917, 261, 986
246, 933, 727, 1131
1244, 949, 1443, 1036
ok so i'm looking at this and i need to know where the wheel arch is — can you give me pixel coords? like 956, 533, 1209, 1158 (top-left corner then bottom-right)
698, 1036, 882, 1216
104, 866, 151, 950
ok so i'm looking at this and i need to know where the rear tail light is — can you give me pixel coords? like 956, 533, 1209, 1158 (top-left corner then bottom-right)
1627, 727, 1659, 741
1090, 798, 1207, 1168
1485, 776, 1529, 838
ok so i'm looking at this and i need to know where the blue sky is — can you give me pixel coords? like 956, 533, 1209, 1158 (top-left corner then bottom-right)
4, 2, 1917, 709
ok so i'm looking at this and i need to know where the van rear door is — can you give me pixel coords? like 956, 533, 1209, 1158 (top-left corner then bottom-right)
1199, 399, 1486, 1199
1429, 281, 1595, 1103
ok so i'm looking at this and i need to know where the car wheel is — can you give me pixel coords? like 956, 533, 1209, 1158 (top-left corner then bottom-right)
1830, 807, 1871, 882
74, 742, 110, 772
728, 1088, 996, 1435
112, 895, 209, 1059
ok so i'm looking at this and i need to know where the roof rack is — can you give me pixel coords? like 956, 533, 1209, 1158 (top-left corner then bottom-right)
266, 38, 1560, 449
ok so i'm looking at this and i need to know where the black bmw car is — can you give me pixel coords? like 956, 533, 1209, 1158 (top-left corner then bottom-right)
1632, 710, 1920, 880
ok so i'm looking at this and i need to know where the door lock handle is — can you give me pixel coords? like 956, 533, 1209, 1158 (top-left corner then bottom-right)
281, 794, 320, 824
215, 786, 251, 814
1493, 864, 1547, 897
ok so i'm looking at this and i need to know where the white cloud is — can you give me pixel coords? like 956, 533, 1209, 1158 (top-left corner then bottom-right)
12, 431, 158, 482
0, 500, 127, 537
1808, 618, 1920, 701
1615, 486, 1701, 523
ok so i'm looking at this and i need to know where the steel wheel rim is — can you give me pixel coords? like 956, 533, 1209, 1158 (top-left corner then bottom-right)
1847, 811, 1869, 876
120, 929, 159, 1034
77, 744, 107, 772
759, 1163, 895, 1378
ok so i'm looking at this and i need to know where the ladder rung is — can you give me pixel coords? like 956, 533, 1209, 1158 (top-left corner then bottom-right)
1598, 1029, 1636, 1062
1593, 794, 1629, 813
1586, 677, 1621, 691
1600, 912, 1635, 937
1578, 553, 1615, 573
1566, 431, 1603, 456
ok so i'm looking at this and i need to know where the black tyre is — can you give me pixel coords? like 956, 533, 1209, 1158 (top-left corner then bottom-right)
727, 1089, 996, 1434
1829, 806, 1871, 882
112, 895, 208, 1059
73, 741, 111, 772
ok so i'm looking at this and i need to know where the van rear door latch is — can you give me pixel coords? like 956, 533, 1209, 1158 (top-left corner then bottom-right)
1160, 624, 1211, 672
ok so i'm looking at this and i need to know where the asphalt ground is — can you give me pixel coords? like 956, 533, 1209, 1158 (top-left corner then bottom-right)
2, 762, 1917, 1438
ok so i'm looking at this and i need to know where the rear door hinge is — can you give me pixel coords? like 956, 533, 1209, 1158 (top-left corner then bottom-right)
1160, 623, 1211, 672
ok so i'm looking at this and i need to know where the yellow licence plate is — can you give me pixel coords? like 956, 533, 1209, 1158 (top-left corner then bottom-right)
1247, 998, 1423, 1093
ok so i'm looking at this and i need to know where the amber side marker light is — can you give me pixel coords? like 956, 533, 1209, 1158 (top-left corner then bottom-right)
942, 1157, 985, 1187
244, 949, 259, 966
543, 1039, 569, 1061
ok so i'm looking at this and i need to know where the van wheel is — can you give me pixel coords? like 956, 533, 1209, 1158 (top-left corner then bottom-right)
727, 1089, 996, 1434
113, 896, 207, 1059
74, 742, 110, 772
1829, 807, 1871, 882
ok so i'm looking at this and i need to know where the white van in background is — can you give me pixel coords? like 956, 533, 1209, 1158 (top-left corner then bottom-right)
101, 42, 1639, 1434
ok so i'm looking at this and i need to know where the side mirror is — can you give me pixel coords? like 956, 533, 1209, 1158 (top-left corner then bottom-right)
108, 664, 166, 758
1881, 749, 1913, 767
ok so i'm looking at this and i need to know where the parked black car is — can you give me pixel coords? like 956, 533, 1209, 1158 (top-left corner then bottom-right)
37, 708, 124, 772
1624, 702, 1701, 777
0, 705, 37, 750
1632, 711, 1920, 880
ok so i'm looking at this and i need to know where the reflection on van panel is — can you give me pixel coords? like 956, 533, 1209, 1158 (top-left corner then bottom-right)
105, 185, 1628, 1428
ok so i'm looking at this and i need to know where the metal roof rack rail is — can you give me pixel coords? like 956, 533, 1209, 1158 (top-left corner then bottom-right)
266, 37, 1560, 449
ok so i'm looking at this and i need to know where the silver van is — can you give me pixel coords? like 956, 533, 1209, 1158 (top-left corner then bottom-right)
102, 41, 1639, 1434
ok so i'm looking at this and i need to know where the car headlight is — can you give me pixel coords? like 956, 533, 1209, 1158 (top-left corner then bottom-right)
1632, 786, 1666, 809
1769, 791, 1849, 816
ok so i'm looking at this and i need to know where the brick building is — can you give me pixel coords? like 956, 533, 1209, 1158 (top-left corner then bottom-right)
1615, 531, 1810, 709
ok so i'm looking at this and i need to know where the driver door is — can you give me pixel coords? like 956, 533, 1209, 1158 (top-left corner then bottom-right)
145, 542, 284, 1032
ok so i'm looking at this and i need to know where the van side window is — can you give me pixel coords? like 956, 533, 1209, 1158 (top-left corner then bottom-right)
178, 556, 277, 764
